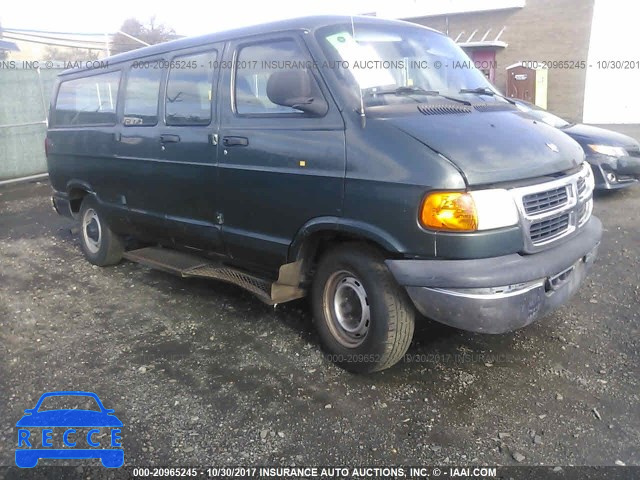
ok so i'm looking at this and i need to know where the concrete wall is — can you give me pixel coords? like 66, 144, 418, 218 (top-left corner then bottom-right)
583, 0, 640, 124
0, 68, 61, 181
407, 0, 596, 123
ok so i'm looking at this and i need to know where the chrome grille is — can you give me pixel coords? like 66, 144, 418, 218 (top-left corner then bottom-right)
522, 186, 568, 214
530, 214, 570, 242
578, 199, 593, 226
511, 163, 594, 253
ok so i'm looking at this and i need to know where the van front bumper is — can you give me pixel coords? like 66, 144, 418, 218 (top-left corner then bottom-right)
386, 217, 602, 334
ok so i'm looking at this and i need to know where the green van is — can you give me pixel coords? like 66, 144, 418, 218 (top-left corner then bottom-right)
47, 16, 601, 372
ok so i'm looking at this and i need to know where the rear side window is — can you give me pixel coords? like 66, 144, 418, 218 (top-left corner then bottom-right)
165, 51, 217, 126
52, 71, 120, 127
123, 66, 162, 126
235, 39, 322, 115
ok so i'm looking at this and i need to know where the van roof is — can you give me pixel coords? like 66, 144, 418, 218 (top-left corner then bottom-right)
60, 15, 443, 76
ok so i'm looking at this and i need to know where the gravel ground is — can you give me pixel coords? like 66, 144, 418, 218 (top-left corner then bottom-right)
0, 181, 638, 468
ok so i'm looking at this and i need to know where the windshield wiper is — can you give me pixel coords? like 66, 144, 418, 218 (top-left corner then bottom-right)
459, 87, 516, 105
369, 87, 471, 105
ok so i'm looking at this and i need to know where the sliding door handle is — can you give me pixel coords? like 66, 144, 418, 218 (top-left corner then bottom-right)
160, 134, 181, 143
223, 136, 249, 147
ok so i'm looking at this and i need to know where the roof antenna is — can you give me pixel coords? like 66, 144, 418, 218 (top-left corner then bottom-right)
350, 15, 366, 128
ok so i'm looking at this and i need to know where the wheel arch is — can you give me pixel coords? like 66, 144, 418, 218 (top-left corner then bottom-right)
66, 180, 95, 215
287, 217, 407, 284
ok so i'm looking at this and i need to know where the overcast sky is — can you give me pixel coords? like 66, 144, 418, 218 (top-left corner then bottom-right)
0, 1, 531, 36
0, 0, 377, 35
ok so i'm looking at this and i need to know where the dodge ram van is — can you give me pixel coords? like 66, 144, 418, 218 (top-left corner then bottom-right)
47, 16, 602, 372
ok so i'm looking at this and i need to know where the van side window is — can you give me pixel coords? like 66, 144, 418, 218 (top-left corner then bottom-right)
235, 39, 322, 115
123, 66, 162, 126
165, 51, 217, 126
52, 71, 120, 127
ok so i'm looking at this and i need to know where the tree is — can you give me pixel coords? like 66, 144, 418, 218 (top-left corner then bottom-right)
43, 46, 101, 62
111, 17, 177, 54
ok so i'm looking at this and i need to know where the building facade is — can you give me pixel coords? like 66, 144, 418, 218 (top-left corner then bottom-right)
377, 0, 639, 126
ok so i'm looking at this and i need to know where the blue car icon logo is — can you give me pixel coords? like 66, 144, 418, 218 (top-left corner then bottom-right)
15, 391, 123, 468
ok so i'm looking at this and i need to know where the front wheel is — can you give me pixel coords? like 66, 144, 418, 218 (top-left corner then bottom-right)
312, 244, 415, 373
79, 196, 124, 266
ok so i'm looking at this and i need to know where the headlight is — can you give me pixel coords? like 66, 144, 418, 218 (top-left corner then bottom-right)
470, 189, 520, 230
420, 189, 519, 232
587, 144, 627, 157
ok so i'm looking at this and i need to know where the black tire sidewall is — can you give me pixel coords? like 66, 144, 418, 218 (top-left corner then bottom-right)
79, 196, 122, 266
312, 246, 402, 372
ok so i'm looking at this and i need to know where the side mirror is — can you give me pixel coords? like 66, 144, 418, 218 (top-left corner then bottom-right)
105, 409, 115, 414
286, 96, 329, 116
24, 409, 35, 415
266, 70, 328, 117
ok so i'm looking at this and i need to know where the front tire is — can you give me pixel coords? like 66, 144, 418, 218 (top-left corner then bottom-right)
79, 196, 124, 266
312, 244, 415, 373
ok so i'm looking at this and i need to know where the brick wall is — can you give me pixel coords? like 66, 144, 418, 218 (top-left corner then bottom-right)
407, 0, 595, 123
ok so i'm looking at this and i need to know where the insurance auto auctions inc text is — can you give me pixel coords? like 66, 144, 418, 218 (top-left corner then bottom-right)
211, 466, 498, 478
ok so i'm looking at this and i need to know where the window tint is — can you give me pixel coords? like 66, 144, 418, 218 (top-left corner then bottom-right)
165, 51, 217, 126
52, 71, 120, 127
235, 39, 322, 115
123, 66, 162, 126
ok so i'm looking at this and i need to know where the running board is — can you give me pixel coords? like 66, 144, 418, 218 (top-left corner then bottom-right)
123, 247, 305, 305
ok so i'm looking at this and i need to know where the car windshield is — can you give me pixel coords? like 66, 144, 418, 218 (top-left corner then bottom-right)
515, 102, 570, 128
316, 22, 494, 107
37, 395, 101, 412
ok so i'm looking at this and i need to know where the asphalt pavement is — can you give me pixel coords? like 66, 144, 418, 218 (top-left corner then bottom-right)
0, 181, 638, 468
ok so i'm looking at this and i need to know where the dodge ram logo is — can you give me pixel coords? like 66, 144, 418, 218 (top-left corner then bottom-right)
546, 142, 560, 153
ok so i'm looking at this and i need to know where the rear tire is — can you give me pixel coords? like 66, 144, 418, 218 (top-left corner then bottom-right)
79, 196, 124, 266
312, 243, 415, 373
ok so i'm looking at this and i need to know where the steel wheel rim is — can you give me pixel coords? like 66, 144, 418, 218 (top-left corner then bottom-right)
82, 208, 102, 254
324, 270, 370, 348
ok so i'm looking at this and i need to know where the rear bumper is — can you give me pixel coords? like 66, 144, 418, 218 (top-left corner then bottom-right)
386, 217, 602, 333
51, 192, 74, 219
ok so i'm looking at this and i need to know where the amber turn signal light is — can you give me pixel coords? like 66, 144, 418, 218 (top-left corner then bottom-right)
420, 192, 478, 231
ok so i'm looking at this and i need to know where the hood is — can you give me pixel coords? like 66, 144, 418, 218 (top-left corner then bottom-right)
16, 410, 123, 427
561, 123, 640, 149
380, 107, 584, 186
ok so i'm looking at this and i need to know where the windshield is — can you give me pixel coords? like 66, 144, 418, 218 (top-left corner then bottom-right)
316, 23, 493, 107
515, 102, 570, 128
